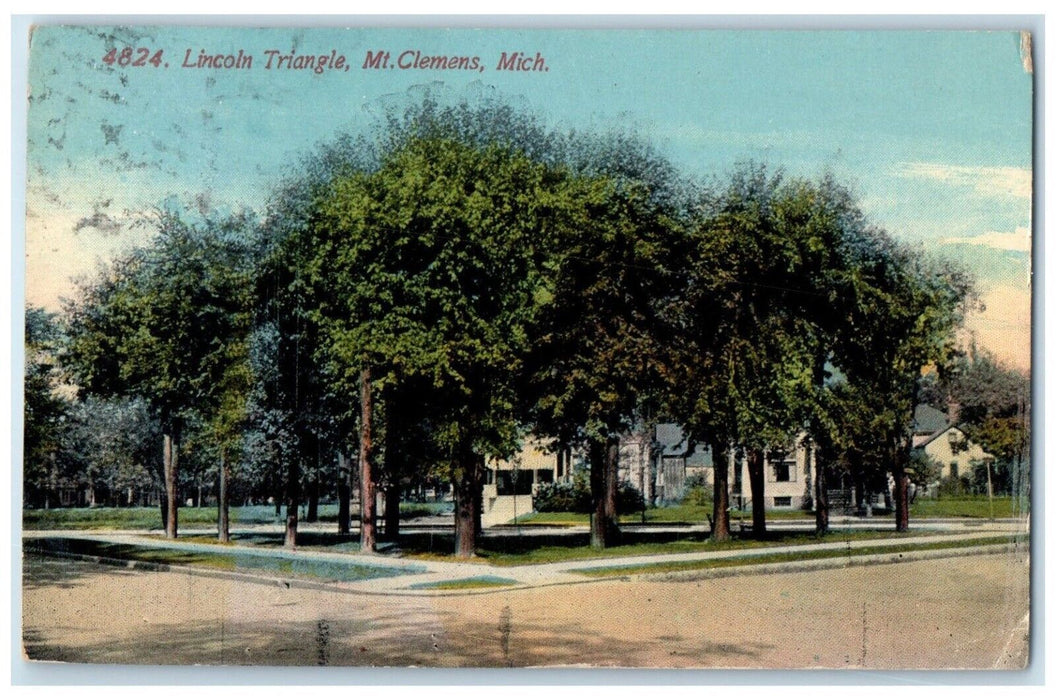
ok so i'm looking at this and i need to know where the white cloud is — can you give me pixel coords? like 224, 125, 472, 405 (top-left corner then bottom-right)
942, 226, 1032, 253
895, 162, 1032, 201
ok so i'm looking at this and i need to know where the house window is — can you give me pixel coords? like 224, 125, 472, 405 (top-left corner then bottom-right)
496, 470, 534, 496
949, 461, 959, 479
774, 496, 793, 507
770, 458, 795, 482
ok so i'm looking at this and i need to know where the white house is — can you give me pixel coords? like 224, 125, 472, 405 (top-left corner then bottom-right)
915, 424, 994, 483
480, 423, 815, 525
482, 438, 568, 526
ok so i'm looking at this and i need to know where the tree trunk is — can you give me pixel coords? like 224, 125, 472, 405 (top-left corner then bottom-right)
162, 423, 180, 539
359, 366, 377, 553
808, 356, 825, 532
589, 436, 621, 549
384, 483, 400, 539
746, 447, 767, 537
452, 447, 482, 558
604, 438, 620, 538
710, 441, 731, 542
813, 442, 828, 536
218, 448, 230, 543
474, 454, 485, 538
159, 490, 168, 531
284, 457, 300, 548
893, 447, 910, 532
337, 452, 351, 536
306, 473, 319, 523
383, 400, 401, 539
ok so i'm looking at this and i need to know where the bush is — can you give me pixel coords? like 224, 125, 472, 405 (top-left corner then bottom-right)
907, 452, 941, 487
682, 473, 711, 507
534, 474, 645, 515
533, 477, 591, 513
936, 475, 972, 498
617, 481, 646, 514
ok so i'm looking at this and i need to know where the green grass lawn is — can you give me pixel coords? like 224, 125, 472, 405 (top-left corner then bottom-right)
511, 505, 811, 526
469, 528, 924, 567
513, 496, 1022, 527
23, 506, 237, 531
573, 534, 1027, 578
23, 501, 454, 532
909, 496, 1023, 519
25, 495, 1022, 534
23, 536, 424, 582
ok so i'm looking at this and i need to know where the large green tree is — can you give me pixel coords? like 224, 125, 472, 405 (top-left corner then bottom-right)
677, 167, 829, 539
63, 206, 256, 538
310, 135, 566, 557
833, 237, 974, 531
254, 131, 381, 547
524, 139, 690, 549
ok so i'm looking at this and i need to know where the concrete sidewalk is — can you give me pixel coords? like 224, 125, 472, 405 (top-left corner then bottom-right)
22, 516, 1028, 597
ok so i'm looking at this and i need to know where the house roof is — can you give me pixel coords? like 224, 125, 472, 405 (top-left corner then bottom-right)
914, 424, 995, 459
913, 404, 949, 435
916, 424, 960, 450
656, 423, 689, 456
656, 423, 713, 468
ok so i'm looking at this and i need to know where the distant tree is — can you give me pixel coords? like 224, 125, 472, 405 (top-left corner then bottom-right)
945, 351, 1030, 462
23, 306, 69, 508
60, 396, 161, 507
816, 379, 895, 513
925, 350, 1030, 503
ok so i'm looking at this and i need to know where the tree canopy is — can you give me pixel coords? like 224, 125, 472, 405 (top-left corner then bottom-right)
28, 97, 996, 551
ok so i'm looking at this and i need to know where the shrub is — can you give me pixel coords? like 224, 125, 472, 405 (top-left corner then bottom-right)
617, 481, 646, 514
533, 477, 591, 513
682, 473, 711, 507
936, 474, 972, 498
907, 452, 941, 487
534, 474, 645, 515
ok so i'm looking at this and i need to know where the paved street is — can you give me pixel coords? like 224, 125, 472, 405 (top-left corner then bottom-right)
21, 538, 1030, 669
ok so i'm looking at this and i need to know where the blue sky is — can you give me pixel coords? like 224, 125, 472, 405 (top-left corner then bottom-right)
24, 25, 1034, 368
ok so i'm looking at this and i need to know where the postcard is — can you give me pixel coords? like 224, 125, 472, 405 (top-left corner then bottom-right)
19, 23, 1033, 670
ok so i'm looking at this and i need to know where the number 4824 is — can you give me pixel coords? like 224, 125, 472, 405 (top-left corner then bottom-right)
102, 47, 164, 68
